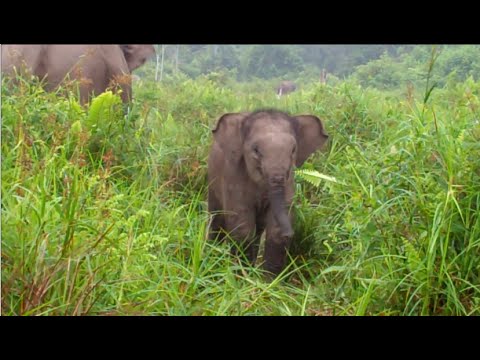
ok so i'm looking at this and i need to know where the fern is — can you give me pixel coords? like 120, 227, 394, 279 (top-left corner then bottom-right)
86, 91, 122, 130
403, 239, 427, 284
295, 169, 341, 187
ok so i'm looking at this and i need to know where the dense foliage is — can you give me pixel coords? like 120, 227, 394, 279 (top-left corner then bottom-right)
138, 45, 480, 89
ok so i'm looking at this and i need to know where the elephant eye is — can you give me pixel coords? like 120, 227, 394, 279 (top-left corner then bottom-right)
292, 145, 296, 154
253, 145, 261, 156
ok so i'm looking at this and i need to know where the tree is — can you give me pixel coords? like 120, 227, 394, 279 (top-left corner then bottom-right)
154, 45, 165, 82
243, 45, 304, 79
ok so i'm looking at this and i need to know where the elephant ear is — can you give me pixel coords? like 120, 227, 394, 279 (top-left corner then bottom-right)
119, 45, 135, 69
294, 115, 329, 167
119, 45, 155, 72
212, 112, 249, 163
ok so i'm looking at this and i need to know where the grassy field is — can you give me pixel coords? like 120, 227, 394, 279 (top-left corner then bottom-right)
2, 74, 480, 316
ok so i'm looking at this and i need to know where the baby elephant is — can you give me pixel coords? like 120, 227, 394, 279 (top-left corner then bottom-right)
207, 109, 329, 277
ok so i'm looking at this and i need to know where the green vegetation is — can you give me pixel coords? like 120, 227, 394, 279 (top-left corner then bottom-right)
142, 45, 480, 88
2, 46, 480, 315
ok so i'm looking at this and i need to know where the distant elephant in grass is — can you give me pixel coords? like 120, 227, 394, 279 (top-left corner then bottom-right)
276, 80, 297, 98
207, 109, 329, 277
1, 44, 155, 104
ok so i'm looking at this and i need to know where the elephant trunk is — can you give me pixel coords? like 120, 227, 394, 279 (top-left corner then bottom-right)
268, 177, 293, 238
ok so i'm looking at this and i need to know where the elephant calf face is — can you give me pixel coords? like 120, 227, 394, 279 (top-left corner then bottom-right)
242, 126, 297, 186
207, 109, 329, 278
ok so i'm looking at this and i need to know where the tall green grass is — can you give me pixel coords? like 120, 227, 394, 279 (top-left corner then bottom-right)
2, 73, 479, 315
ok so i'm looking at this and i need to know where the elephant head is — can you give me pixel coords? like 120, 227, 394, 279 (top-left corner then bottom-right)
210, 110, 328, 275
119, 45, 156, 72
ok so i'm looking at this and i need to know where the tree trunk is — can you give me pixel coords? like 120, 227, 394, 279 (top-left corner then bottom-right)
160, 45, 166, 81
155, 52, 160, 82
175, 45, 179, 73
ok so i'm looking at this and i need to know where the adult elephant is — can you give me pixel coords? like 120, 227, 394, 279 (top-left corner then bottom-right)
276, 80, 297, 98
207, 109, 329, 278
1, 44, 155, 104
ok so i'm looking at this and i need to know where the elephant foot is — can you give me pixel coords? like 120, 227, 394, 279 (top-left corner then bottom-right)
262, 238, 291, 280
208, 228, 226, 242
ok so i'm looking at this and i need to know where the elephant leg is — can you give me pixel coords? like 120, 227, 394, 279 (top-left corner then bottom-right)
78, 86, 91, 106
250, 214, 267, 265
244, 235, 261, 266
225, 207, 257, 265
208, 189, 225, 242
263, 209, 294, 277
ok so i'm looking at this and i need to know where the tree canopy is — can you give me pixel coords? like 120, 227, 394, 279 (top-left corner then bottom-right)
137, 45, 480, 89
